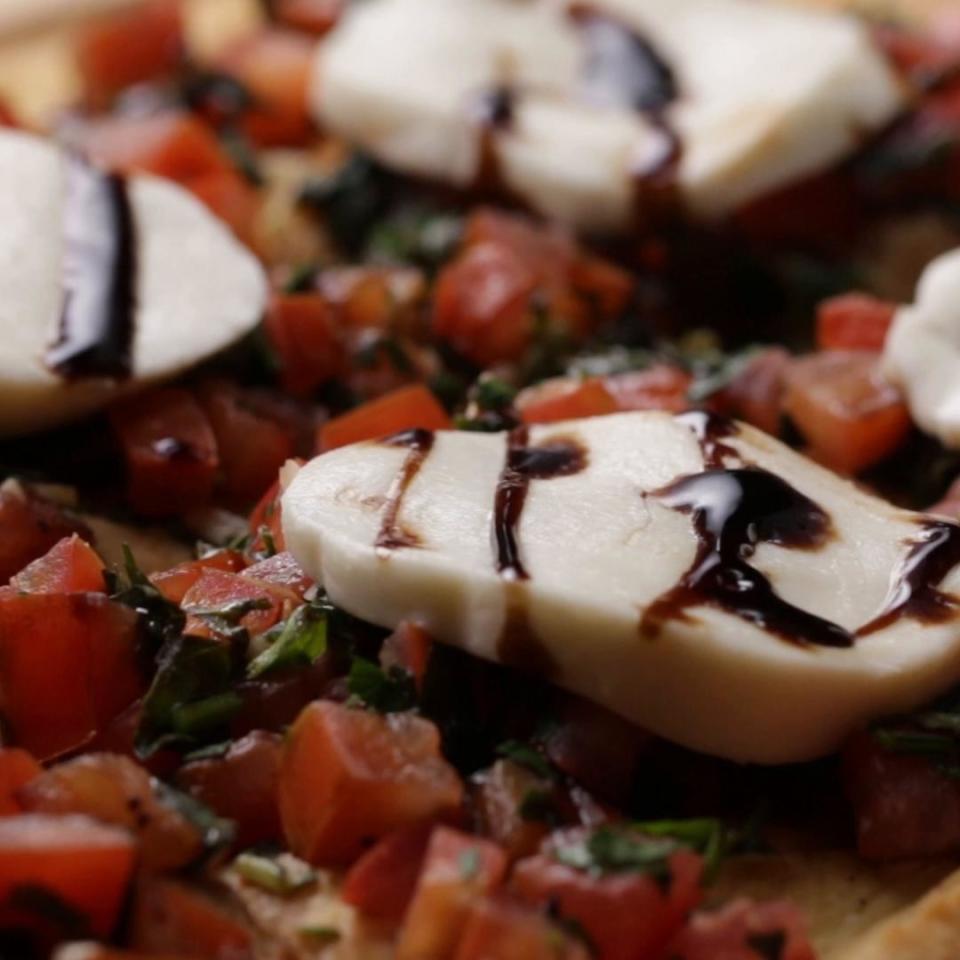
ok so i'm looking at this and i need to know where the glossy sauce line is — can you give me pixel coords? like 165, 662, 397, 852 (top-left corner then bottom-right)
375, 428, 436, 553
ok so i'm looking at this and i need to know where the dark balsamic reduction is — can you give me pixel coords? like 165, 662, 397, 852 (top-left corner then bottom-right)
493, 426, 588, 581
675, 409, 739, 468
568, 3, 683, 218
470, 86, 517, 195
46, 156, 137, 380
857, 520, 960, 636
374, 428, 436, 552
642, 467, 853, 648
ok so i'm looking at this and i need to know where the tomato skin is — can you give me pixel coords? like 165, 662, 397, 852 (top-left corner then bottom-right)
177, 732, 283, 849
455, 896, 590, 960
341, 822, 434, 924
216, 29, 315, 147
149, 550, 247, 605
248, 476, 288, 554
180, 569, 293, 638
512, 833, 704, 960
380, 622, 433, 693
241, 551, 313, 600
279, 701, 464, 866
396, 827, 508, 960
0, 814, 136, 940
198, 381, 297, 509
186, 168, 261, 246
816, 294, 897, 352
604, 365, 693, 414
519, 378, 619, 425
0, 749, 40, 816
274, 0, 345, 33
264, 293, 343, 398
842, 729, 960, 860
9, 535, 105, 594
0, 487, 90, 584
75, 0, 184, 108
783, 351, 911, 474
471, 760, 550, 861
19, 754, 203, 872
666, 899, 816, 960
131, 875, 254, 959
109, 388, 219, 518
0, 594, 143, 761
318, 384, 452, 452
719, 347, 791, 437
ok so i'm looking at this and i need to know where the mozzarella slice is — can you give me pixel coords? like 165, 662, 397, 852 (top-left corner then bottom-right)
883, 247, 960, 450
0, 129, 267, 435
311, 0, 905, 233
283, 411, 960, 764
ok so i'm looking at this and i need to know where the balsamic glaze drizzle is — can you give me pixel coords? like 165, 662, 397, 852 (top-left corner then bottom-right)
493, 426, 588, 581
375, 428, 436, 553
470, 86, 517, 196
642, 467, 853, 648
857, 520, 960, 637
46, 156, 137, 380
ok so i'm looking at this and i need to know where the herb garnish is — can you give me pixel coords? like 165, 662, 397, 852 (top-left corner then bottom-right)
347, 658, 418, 713
248, 600, 329, 679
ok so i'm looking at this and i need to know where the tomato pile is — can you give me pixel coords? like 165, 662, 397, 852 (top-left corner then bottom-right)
4, 2, 960, 958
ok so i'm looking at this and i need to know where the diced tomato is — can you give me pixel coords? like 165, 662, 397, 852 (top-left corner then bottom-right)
783, 351, 912, 474
604, 365, 693, 414
150, 550, 247, 605
131, 875, 253, 958
318, 384, 452, 452
109, 388, 219, 518
9, 535, 106, 594
0, 749, 40, 816
75, 0, 184, 108
181, 569, 292, 638
719, 347, 791, 437
81, 110, 235, 185
264, 293, 344, 397
512, 831, 704, 960
186, 168, 261, 245
0, 486, 90, 584
0, 100, 19, 129
396, 827, 508, 960
0, 594, 143, 760
434, 210, 631, 366
279, 701, 464, 865
455, 896, 590, 960
319, 266, 426, 336
198, 381, 297, 508
518, 378, 619, 425
872, 22, 959, 76
0, 814, 136, 939
248, 476, 288, 554
380, 622, 433, 693
471, 760, 551, 861
341, 823, 434, 924
241, 551, 313, 599
19, 754, 203, 872
666, 899, 816, 960
816, 294, 897, 352
86, 701, 181, 781
216, 29, 315, 147
545, 697, 650, 805
274, 0, 344, 34
177, 732, 282, 849
842, 729, 960, 860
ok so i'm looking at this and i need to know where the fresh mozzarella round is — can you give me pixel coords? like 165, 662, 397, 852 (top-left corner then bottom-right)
311, 0, 905, 233
883, 247, 960, 450
0, 129, 267, 436
283, 411, 960, 764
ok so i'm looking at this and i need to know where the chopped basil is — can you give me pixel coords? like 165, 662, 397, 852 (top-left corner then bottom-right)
107, 544, 185, 661
496, 740, 556, 781
872, 688, 960, 777
234, 851, 317, 895
299, 926, 343, 946
366, 206, 463, 272
248, 601, 329, 679
135, 634, 240, 757
347, 658, 418, 713
456, 375, 520, 432
155, 781, 236, 856
188, 597, 273, 642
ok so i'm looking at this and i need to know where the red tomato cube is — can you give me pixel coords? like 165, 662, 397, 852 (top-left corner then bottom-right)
264, 292, 344, 398
816, 293, 897, 352
0, 749, 40, 816
10, 535, 106, 594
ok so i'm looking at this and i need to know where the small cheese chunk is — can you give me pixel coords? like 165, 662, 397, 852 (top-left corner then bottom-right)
884, 247, 960, 449
0, 129, 267, 435
283, 412, 960, 764
311, 0, 905, 233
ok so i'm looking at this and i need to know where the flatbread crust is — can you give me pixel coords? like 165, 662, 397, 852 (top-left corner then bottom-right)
2, 0, 960, 957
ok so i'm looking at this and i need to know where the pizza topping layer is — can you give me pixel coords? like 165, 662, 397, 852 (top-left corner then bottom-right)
0, 129, 267, 436
282, 410, 960, 763
311, 0, 906, 231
